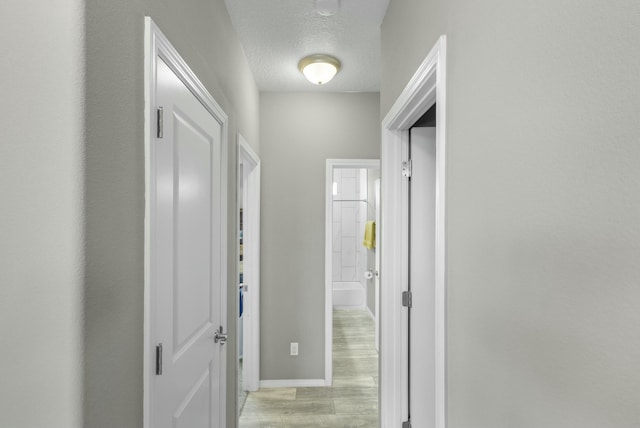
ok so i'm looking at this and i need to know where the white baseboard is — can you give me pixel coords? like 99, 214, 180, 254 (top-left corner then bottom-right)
333, 304, 366, 310
259, 379, 328, 389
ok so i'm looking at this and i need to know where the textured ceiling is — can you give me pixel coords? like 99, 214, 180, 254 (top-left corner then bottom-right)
224, 0, 390, 92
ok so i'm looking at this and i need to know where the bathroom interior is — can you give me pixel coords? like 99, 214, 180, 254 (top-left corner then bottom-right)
332, 167, 380, 313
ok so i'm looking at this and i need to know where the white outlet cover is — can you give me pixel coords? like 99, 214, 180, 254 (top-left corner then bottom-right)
290, 342, 299, 356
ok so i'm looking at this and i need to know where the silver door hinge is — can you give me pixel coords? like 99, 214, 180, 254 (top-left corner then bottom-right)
155, 343, 163, 375
401, 160, 412, 178
157, 107, 164, 139
402, 420, 412, 428
402, 291, 412, 308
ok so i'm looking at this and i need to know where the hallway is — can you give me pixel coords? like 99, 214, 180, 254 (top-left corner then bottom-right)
239, 309, 378, 427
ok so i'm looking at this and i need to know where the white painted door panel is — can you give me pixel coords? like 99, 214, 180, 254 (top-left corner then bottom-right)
409, 127, 437, 428
153, 57, 223, 428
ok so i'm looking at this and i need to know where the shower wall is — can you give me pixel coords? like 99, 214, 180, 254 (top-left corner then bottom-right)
332, 168, 368, 289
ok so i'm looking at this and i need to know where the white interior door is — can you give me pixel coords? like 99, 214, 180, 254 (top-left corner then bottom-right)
408, 127, 437, 428
151, 56, 226, 428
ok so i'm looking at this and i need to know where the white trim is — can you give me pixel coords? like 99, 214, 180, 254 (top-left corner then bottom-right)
333, 304, 366, 310
144, 17, 229, 428
259, 379, 328, 389
380, 35, 447, 428
366, 305, 375, 320
325, 158, 380, 387
239, 135, 260, 165
374, 178, 381, 352
380, 125, 410, 428
237, 134, 260, 394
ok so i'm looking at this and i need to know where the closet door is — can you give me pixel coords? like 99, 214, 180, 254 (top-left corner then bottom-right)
151, 56, 226, 428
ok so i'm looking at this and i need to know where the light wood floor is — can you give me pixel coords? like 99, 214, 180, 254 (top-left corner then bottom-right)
239, 309, 379, 427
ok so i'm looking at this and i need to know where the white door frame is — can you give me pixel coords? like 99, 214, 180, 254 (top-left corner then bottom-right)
143, 17, 228, 428
325, 158, 380, 386
237, 134, 261, 393
374, 178, 381, 352
380, 35, 447, 428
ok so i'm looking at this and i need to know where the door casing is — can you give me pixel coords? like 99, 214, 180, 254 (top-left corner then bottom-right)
237, 134, 261, 395
374, 178, 381, 352
380, 35, 447, 428
143, 17, 229, 428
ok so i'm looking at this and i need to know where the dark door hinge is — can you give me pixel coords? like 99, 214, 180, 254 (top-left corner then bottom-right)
157, 107, 164, 139
155, 343, 163, 375
402, 291, 412, 308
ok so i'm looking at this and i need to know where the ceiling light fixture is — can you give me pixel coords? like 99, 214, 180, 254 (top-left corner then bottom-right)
298, 54, 341, 85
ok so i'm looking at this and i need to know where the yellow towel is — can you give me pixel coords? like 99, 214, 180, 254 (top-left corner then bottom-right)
363, 221, 376, 249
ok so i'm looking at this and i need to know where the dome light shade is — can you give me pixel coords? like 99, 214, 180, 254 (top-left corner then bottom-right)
298, 54, 341, 85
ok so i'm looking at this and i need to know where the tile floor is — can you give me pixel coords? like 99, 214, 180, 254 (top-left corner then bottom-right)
238, 309, 379, 427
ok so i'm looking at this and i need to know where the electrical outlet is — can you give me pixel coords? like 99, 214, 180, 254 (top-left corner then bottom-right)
290, 342, 299, 356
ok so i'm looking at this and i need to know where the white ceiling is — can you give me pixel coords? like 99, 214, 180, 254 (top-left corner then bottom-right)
224, 0, 390, 92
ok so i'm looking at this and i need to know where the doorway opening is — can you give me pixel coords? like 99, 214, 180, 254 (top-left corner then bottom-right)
325, 159, 381, 421
325, 159, 381, 381
325, 159, 381, 426
236, 136, 261, 419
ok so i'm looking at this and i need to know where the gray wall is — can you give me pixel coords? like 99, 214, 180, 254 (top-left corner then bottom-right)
2, 0, 259, 427
0, 1, 85, 426
382, 1, 640, 426
260, 92, 380, 380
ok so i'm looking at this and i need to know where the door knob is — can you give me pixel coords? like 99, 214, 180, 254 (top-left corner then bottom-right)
214, 326, 228, 345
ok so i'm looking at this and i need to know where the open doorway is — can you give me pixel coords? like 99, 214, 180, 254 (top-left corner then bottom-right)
325, 159, 380, 419
325, 159, 381, 379
236, 135, 260, 418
